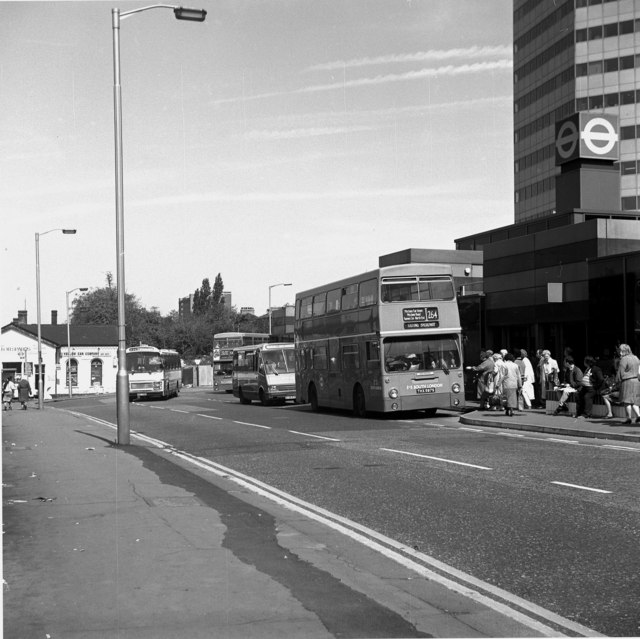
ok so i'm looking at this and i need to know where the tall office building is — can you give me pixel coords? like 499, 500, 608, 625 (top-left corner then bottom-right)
514, 0, 640, 223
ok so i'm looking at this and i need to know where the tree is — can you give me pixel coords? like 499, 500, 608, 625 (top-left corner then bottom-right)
212, 273, 224, 305
71, 277, 167, 348
193, 278, 212, 316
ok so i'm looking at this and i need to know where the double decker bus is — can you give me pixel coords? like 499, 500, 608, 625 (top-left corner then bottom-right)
212, 332, 270, 392
126, 345, 182, 400
232, 343, 296, 405
295, 264, 465, 416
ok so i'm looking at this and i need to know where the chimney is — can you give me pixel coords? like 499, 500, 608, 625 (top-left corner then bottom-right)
17, 310, 28, 324
51, 310, 58, 325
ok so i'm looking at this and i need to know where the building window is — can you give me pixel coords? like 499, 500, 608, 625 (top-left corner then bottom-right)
604, 92, 619, 107
91, 359, 103, 386
587, 60, 603, 75
621, 91, 635, 105
620, 161, 637, 175
620, 55, 635, 70
588, 95, 604, 109
604, 58, 618, 73
66, 359, 78, 388
622, 196, 638, 210
603, 22, 618, 38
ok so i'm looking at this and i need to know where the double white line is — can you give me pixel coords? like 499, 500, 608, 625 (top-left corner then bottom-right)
66, 408, 599, 637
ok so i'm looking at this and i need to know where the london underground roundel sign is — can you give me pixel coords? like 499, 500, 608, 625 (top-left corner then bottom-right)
555, 113, 618, 165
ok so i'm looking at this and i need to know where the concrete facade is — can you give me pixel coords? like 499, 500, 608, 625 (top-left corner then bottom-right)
1, 321, 117, 397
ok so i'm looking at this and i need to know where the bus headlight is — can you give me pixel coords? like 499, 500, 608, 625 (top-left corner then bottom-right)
389, 388, 398, 399
452, 383, 461, 394
153, 382, 163, 390
391, 402, 399, 410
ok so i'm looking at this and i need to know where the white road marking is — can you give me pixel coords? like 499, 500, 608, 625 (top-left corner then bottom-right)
233, 420, 271, 430
551, 481, 612, 494
288, 430, 340, 441
380, 448, 492, 470
458, 426, 484, 432
149, 405, 165, 410
170, 409, 189, 414
545, 438, 579, 444
62, 408, 599, 637
197, 414, 223, 420
603, 445, 640, 452
498, 432, 524, 437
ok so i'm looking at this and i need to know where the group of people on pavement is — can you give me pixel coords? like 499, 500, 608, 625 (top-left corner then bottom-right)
2, 376, 32, 411
467, 349, 534, 417
468, 343, 640, 424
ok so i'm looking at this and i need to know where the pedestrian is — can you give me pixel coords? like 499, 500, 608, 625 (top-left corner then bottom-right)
17, 377, 32, 410
466, 350, 495, 410
492, 352, 507, 409
615, 343, 640, 424
553, 356, 582, 415
575, 356, 604, 419
3, 377, 17, 411
539, 349, 560, 404
502, 353, 522, 417
520, 349, 535, 409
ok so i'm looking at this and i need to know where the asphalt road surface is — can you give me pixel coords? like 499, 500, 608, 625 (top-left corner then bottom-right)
68, 388, 640, 637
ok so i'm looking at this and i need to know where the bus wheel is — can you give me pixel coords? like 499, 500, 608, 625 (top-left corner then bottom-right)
308, 384, 319, 412
353, 385, 366, 418
423, 408, 437, 417
238, 388, 251, 405
259, 388, 270, 406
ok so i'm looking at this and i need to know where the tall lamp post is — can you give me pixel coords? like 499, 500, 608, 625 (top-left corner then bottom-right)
66, 287, 88, 399
112, 3, 206, 445
35, 229, 77, 410
268, 282, 292, 335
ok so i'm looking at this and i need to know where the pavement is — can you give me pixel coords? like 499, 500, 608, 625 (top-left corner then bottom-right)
460, 402, 640, 443
2, 398, 630, 638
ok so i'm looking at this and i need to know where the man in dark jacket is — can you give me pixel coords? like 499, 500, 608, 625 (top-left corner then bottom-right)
553, 356, 583, 415
575, 356, 604, 418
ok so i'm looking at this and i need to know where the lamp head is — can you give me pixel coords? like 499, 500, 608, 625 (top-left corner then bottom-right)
62, 229, 77, 234
174, 7, 207, 21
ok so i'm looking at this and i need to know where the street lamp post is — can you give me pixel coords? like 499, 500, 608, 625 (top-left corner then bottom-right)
35, 229, 77, 410
112, 3, 206, 445
66, 287, 89, 399
268, 282, 292, 335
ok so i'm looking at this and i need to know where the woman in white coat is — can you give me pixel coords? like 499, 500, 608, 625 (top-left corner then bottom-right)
520, 349, 535, 409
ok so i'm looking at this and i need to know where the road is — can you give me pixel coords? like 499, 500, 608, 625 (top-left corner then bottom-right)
68, 388, 640, 637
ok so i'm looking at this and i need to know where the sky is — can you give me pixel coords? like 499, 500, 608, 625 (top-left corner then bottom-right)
1, 0, 513, 324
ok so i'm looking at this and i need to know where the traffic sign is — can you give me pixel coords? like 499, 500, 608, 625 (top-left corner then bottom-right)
556, 113, 618, 165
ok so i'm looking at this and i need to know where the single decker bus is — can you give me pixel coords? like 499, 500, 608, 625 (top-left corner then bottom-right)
232, 342, 296, 405
295, 264, 464, 416
126, 345, 182, 400
213, 332, 270, 392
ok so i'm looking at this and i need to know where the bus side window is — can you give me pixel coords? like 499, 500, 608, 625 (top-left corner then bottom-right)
328, 339, 340, 371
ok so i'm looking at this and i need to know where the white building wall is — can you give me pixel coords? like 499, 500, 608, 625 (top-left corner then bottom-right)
1, 328, 117, 397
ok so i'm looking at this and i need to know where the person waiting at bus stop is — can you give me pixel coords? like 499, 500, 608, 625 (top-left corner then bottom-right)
553, 356, 582, 415
466, 350, 495, 410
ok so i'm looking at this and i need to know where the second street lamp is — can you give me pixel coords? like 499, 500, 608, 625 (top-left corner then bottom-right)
112, 3, 206, 445
268, 283, 292, 335
35, 229, 77, 411
66, 287, 88, 399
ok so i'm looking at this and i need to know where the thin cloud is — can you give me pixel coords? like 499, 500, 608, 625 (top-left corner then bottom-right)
306, 45, 512, 72
243, 125, 375, 141
213, 60, 511, 105
301, 60, 512, 93
128, 184, 479, 208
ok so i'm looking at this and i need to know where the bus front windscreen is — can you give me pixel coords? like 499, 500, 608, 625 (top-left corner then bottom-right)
261, 348, 295, 373
384, 335, 460, 372
127, 353, 164, 373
